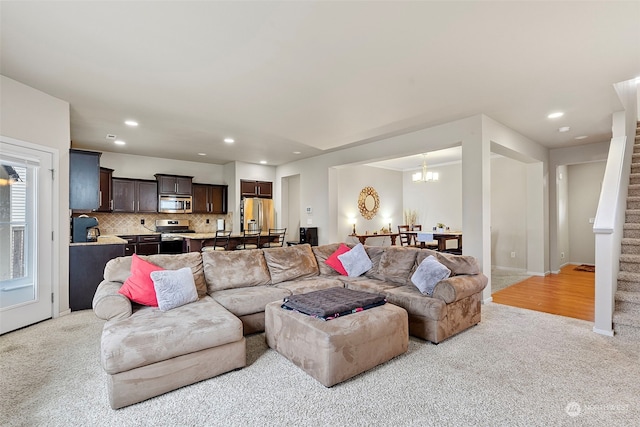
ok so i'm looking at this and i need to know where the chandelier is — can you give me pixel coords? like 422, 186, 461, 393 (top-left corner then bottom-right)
412, 154, 439, 183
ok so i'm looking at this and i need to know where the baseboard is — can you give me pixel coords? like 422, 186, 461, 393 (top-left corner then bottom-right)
482, 296, 493, 304
57, 309, 71, 318
525, 271, 546, 277
491, 266, 527, 273
593, 326, 614, 337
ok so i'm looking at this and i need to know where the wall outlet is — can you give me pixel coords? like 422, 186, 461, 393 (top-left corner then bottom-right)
140, 219, 145, 225
561, 252, 565, 259
510, 251, 516, 258
307, 218, 313, 225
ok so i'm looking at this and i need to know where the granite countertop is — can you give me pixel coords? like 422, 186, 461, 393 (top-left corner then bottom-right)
173, 232, 270, 239
69, 235, 128, 246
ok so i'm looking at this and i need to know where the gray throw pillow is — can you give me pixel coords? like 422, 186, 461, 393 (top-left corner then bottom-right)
338, 243, 373, 277
411, 255, 451, 296
150, 267, 198, 311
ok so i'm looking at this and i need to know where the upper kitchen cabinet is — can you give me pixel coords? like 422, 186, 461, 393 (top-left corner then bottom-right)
155, 174, 193, 196
112, 178, 158, 213
94, 167, 113, 212
192, 183, 228, 214
240, 180, 272, 198
69, 149, 100, 210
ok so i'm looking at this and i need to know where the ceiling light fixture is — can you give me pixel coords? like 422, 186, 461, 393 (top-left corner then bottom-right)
124, 120, 138, 127
547, 112, 564, 119
559, 126, 571, 132
224, 138, 234, 144
575, 135, 588, 140
197, 153, 206, 156
114, 140, 126, 145
260, 160, 267, 165
293, 151, 301, 154
412, 154, 438, 183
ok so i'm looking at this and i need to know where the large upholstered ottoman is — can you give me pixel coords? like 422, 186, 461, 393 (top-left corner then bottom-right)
264, 300, 408, 387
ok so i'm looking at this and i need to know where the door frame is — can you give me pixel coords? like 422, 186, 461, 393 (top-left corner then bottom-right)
0, 135, 59, 333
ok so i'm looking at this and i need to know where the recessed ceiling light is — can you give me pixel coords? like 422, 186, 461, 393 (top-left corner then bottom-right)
224, 138, 234, 144
575, 135, 588, 140
114, 140, 126, 145
558, 126, 571, 132
547, 112, 564, 119
260, 160, 267, 164
124, 120, 138, 127
293, 151, 301, 154
197, 153, 206, 156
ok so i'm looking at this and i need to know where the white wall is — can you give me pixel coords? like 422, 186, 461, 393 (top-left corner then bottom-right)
0, 75, 70, 314
403, 162, 462, 238
568, 161, 606, 264
99, 151, 226, 184
337, 165, 403, 246
491, 156, 527, 269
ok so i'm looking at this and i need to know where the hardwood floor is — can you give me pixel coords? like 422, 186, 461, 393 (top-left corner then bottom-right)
491, 265, 595, 321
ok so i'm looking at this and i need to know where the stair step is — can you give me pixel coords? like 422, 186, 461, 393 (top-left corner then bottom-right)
634, 145, 640, 154
613, 311, 640, 328
617, 270, 640, 291
627, 185, 640, 197
631, 164, 640, 174
621, 238, 640, 254
616, 290, 640, 304
627, 197, 640, 210
619, 254, 640, 272
625, 208, 640, 222
630, 173, 640, 185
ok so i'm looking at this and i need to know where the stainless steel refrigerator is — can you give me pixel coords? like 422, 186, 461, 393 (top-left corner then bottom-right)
242, 198, 275, 232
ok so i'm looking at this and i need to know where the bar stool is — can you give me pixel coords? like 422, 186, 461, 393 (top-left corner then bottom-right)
262, 228, 287, 248
201, 230, 231, 252
236, 229, 261, 250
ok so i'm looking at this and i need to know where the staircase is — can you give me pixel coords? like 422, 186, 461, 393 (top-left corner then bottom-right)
615, 121, 640, 337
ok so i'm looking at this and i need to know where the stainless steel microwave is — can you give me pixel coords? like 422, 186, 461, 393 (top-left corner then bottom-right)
158, 195, 192, 214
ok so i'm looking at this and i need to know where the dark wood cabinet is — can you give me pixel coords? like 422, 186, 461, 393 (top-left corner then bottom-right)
112, 178, 158, 213
240, 180, 272, 198
69, 149, 101, 210
69, 243, 125, 311
155, 174, 193, 196
118, 234, 160, 255
192, 183, 228, 214
95, 167, 113, 212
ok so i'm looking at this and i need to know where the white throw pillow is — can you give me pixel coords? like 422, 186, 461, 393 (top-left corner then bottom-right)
411, 255, 451, 296
150, 267, 198, 311
338, 243, 373, 277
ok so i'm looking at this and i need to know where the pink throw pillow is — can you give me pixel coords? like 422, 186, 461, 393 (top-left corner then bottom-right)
325, 243, 350, 276
118, 254, 164, 306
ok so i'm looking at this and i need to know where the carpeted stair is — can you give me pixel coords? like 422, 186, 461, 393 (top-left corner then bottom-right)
615, 121, 640, 337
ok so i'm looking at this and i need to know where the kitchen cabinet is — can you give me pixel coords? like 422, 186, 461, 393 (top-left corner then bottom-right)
69, 149, 101, 210
94, 167, 113, 212
155, 174, 193, 196
118, 234, 161, 255
69, 243, 125, 310
112, 178, 158, 213
192, 183, 228, 214
240, 180, 272, 198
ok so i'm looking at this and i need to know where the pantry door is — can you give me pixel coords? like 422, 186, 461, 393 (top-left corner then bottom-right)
0, 138, 54, 334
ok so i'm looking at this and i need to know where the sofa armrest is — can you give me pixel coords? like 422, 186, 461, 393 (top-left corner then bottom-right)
432, 273, 488, 304
92, 281, 132, 321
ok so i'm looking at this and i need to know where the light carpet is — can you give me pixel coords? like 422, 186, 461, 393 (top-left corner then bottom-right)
491, 268, 533, 293
1, 303, 638, 426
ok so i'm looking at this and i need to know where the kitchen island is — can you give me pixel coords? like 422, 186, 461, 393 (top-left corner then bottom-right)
174, 232, 280, 252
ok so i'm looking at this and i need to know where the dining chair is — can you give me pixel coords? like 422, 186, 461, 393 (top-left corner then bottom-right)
262, 228, 287, 248
410, 224, 422, 246
201, 230, 231, 252
236, 229, 261, 250
397, 225, 411, 246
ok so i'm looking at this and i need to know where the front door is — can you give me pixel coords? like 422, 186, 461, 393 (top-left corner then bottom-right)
0, 138, 54, 334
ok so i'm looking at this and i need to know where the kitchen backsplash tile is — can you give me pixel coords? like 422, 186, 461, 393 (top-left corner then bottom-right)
82, 212, 233, 235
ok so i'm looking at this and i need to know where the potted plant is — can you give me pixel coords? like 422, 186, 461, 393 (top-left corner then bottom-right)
435, 223, 446, 233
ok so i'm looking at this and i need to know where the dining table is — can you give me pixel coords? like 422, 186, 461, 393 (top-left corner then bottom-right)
411, 231, 462, 252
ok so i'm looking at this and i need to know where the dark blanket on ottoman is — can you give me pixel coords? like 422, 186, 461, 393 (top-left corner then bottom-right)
282, 287, 386, 320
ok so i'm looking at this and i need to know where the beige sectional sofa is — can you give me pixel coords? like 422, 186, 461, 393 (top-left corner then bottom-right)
93, 243, 487, 408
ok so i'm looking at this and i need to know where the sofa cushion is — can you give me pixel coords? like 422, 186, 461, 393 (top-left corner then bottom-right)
324, 243, 350, 275
338, 243, 372, 277
411, 255, 451, 296
384, 286, 447, 321
151, 267, 199, 311
101, 296, 242, 375
363, 245, 386, 279
376, 247, 419, 285
274, 277, 345, 295
210, 286, 291, 317
312, 243, 342, 276
340, 277, 400, 293
118, 254, 163, 306
203, 249, 271, 292
262, 244, 319, 284
415, 250, 481, 276
105, 253, 208, 298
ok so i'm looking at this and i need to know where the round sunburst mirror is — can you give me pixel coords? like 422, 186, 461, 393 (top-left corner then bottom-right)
358, 186, 380, 220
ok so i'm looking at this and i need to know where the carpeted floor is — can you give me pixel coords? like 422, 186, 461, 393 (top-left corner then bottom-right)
1, 303, 638, 426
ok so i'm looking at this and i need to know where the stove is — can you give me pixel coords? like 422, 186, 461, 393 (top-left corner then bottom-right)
155, 220, 194, 253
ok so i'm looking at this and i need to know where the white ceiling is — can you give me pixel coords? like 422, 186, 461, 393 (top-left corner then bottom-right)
2, 1, 639, 167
